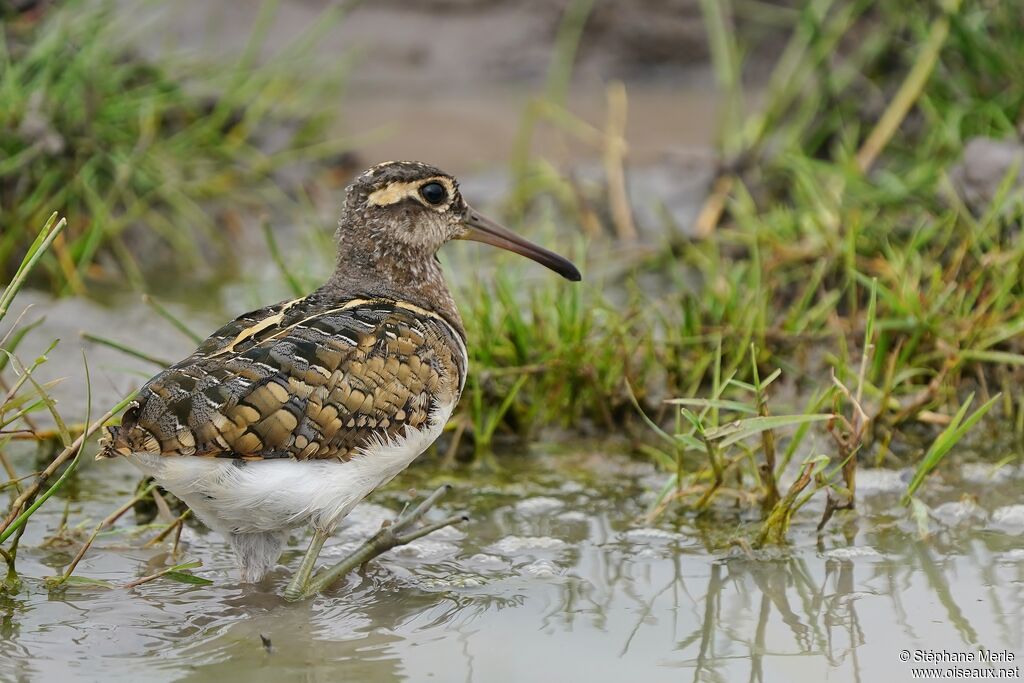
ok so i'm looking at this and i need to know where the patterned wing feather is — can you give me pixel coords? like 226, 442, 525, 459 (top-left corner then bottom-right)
100, 299, 465, 461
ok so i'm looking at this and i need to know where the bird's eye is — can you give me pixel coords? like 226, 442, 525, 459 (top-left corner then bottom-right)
419, 182, 447, 206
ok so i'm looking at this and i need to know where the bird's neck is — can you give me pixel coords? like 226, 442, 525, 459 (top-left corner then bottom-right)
322, 230, 465, 339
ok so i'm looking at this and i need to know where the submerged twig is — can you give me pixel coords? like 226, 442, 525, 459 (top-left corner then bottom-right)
818, 371, 868, 531
294, 485, 468, 600
123, 560, 209, 590
818, 279, 878, 530
144, 509, 192, 547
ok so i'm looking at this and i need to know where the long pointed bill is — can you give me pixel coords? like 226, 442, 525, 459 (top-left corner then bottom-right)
458, 208, 581, 281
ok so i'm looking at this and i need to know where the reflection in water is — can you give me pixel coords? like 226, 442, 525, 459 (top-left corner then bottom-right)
707, 557, 866, 682
0, 450, 1021, 682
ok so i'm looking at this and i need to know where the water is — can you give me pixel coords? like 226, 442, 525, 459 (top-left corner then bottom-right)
1, 446, 1021, 682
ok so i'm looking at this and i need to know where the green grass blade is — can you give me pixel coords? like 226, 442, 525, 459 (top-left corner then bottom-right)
901, 393, 1000, 505
704, 414, 834, 448
0, 215, 65, 323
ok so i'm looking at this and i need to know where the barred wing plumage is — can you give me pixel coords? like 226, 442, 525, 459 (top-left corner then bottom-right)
100, 297, 466, 462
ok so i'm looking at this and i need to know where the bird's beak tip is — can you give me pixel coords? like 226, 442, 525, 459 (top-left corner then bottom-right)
460, 208, 581, 282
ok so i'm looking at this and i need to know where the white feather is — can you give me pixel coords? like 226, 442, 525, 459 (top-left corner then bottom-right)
127, 400, 455, 539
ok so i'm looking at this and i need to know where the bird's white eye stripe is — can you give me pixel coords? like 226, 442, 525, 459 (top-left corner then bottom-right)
367, 177, 455, 208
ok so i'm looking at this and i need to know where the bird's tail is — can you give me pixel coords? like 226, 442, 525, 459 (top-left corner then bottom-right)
95, 423, 160, 460
96, 425, 124, 460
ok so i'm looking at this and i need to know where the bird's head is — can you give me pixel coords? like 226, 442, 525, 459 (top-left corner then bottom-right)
340, 160, 581, 281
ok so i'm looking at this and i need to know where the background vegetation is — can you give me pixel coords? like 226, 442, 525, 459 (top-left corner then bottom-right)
1, 1, 349, 293
1, 0, 1023, 588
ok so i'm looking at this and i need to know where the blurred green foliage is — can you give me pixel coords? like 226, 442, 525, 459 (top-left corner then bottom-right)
0, 0, 348, 293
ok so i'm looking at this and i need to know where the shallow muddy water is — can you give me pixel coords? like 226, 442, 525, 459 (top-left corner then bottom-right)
1, 443, 1022, 682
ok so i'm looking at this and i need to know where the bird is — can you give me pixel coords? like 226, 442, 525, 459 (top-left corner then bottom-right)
98, 160, 581, 594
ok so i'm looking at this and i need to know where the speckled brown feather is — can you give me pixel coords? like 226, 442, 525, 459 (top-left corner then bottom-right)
100, 295, 466, 462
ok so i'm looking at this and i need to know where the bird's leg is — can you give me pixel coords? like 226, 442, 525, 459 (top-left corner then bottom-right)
283, 527, 331, 601
293, 484, 468, 601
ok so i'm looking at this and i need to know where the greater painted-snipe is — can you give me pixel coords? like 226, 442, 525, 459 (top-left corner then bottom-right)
99, 161, 580, 596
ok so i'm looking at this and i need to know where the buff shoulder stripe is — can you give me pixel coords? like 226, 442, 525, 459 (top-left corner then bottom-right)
207, 298, 459, 363
209, 298, 303, 358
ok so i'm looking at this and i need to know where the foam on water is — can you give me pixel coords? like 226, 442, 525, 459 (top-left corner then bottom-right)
514, 496, 565, 515
825, 546, 882, 560
622, 527, 685, 543
520, 559, 562, 579
488, 535, 568, 556
930, 499, 987, 527
990, 505, 1024, 534
856, 469, 908, 495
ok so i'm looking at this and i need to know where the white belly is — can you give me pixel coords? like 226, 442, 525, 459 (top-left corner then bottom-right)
128, 400, 454, 535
